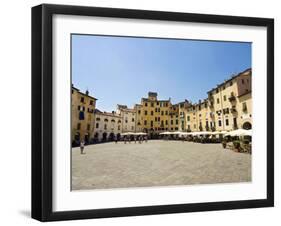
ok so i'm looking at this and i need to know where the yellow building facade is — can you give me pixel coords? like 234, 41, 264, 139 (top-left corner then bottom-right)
237, 92, 252, 130
135, 92, 171, 135
71, 86, 97, 145
133, 68, 252, 136
135, 92, 180, 136
72, 68, 252, 142
184, 68, 252, 132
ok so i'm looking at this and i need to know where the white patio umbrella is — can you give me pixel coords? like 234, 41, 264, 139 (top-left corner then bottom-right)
224, 129, 252, 137
200, 131, 214, 135
180, 132, 192, 136
134, 132, 147, 135
190, 131, 202, 136
243, 129, 252, 136
212, 131, 227, 135
121, 132, 134, 136
159, 131, 173, 135
171, 131, 183, 135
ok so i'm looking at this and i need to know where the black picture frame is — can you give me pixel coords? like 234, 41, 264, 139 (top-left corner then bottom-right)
32, 4, 274, 222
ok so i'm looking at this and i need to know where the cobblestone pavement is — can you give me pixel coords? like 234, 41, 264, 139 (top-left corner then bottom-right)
72, 140, 251, 190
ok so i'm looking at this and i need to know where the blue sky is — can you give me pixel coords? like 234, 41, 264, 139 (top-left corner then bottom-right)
72, 34, 251, 112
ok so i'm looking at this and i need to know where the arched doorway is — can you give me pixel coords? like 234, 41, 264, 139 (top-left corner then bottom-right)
84, 133, 89, 144
94, 132, 99, 142
73, 132, 80, 147
74, 132, 80, 142
109, 132, 115, 141
150, 128, 156, 139
242, 122, 252, 130
102, 132, 107, 141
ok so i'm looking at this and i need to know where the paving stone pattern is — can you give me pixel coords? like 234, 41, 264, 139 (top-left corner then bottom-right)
72, 140, 251, 190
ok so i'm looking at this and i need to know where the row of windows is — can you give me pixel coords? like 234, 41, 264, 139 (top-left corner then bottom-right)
211, 78, 249, 102
213, 81, 233, 94
96, 118, 122, 123
76, 118, 240, 132
77, 119, 237, 132
216, 92, 235, 104
241, 78, 250, 85
143, 127, 179, 131
77, 105, 94, 113
124, 117, 135, 123
152, 117, 178, 122
75, 96, 94, 105
143, 109, 169, 116
186, 102, 247, 122
95, 123, 123, 131
215, 93, 247, 105
138, 108, 181, 117
144, 102, 169, 107
141, 119, 179, 126
186, 117, 238, 130
124, 112, 135, 116
76, 123, 91, 130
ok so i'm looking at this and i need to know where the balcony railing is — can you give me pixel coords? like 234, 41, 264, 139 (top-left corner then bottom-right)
228, 95, 236, 102
230, 107, 237, 114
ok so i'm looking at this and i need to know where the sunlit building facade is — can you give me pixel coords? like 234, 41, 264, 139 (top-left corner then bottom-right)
135, 92, 175, 136
93, 110, 122, 141
116, 104, 136, 133
184, 68, 252, 132
71, 86, 97, 145
72, 68, 252, 142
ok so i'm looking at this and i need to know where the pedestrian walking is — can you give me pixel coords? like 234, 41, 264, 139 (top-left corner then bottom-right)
80, 140, 85, 154
114, 136, 118, 144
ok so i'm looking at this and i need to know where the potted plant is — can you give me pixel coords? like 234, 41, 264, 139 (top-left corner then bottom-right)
222, 139, 227, 148
232, 140, 241, 152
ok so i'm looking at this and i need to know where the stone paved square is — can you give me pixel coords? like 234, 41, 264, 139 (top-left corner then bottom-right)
72, 140, 251, 190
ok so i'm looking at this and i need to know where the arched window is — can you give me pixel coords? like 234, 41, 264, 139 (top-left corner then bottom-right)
96, 117, 100, 121
104, 118, 108, 122
243, 122, 252, 130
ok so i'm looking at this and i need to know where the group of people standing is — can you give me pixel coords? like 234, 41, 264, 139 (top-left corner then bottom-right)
117, 136, 148, 144
79, 135, 149, 155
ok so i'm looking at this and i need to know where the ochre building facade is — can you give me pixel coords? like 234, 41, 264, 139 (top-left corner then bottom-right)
71, 68, 252, 143
71, 86, 97, 145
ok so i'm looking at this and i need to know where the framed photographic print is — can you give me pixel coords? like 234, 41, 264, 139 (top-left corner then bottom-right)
32, 4, 274, 221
